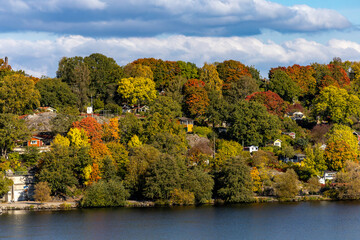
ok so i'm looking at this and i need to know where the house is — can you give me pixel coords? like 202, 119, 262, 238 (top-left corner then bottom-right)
319, 171, 337, 185
320, 144, 327, 150
134, 105, 149, 113
178, 117, 194, 133
291, 111, 305, 121
27, 136, 45, 147
273, 139, 282, 148
36, 107, 57, 113
122, 105, 132, 113
353, 131, 360, 145
282, 132, 296, 139
244, 146, 259, 154
292, 153, 306, 162
2, 170, 35, 202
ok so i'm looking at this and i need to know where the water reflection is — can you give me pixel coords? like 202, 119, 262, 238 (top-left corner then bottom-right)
1, 202, 360, 239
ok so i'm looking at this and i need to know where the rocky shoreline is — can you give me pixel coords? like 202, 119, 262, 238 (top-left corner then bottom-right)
0, 195, 332, 212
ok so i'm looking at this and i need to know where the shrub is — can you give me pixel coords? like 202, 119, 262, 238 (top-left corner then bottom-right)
34, 182, 51, 202
193, 126, 212, 138
81, 179, 129, 207
169, 188, 195, 205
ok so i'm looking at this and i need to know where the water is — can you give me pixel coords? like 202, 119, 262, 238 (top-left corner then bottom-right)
1, 201, 360, 240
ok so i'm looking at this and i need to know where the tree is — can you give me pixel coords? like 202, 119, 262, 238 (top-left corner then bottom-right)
34, 182, 51, 202
333, 161, 360, 200
81, 179, 129, 207
57, 57, 90, 110
268, 69, 299, 102
67, 128, 90, 148
177, 61, 199, 79
227, 101, 281, 146
72, 117, 103, 143
0, 172, 13, 197
0, 73, 40, 114
284, 64, 317, 98
124, 145, 161, 198
325, 141, 357, 171
214, 139, 243, 168
216, 60, 252, 89
302, 144, 326, 177
273, 169, 300, 199
36, 145, 78, 197
216, 157, 254, 203
0, 114, 30, 158
223, 75, 259, 103
182, 167, 214, 204
124, 63, 154, 80
102, 118, 120, 142
314, 86, 360, 124
36, 78, 77, 108
84, 53, 123, 103
183, 79, 209, 119
143, 154, 184, 201
117, 77, 157, 105
246, 91, 288, 117
149, 95, 182, 119
199, 63, 223, 93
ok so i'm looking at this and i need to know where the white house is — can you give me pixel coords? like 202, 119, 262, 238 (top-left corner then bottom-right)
319, 171, 337, 185
274, 139, 282, 148
244, 146, 259, 154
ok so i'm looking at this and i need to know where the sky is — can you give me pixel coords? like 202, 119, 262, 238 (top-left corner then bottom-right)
1, 0, 360, 78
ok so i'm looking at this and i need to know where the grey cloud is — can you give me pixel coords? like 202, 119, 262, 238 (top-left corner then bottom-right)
0, 0, 352, 37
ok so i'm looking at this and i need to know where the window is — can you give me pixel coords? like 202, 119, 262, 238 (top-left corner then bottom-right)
31, 140, 38, 145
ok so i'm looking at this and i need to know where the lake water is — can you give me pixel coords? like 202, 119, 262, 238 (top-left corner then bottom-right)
1, 201, 360, 240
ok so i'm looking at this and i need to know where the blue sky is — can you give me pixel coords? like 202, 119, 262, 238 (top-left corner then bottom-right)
1, 0, 360, 77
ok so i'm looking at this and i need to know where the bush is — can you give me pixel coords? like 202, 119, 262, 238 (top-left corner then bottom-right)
34, 182, 51, 202
273, 169, 300, 199
169, 188, 195, 205
193, 126, 213, 138
81, 179, 129, 207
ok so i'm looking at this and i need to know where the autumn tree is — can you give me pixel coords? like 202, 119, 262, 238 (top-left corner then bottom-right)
72, 117, 103, 142
117, 77, 157, 105
223, 75, 259, 103
324, 124, 359, 171
246, 91, 288, 117
284, 65, 317, 98
273, 169, 300, 199
183, 79, 209, 119
0, 73, 40, 114
123, 63, 154, 80
199, 63, 223, 93
34, 182, 51, 202
102, 118, 120, 142
67, 128, 90, 148
216, 60, 252, 89
302, 144, 326, 177
314, 86, 360, 124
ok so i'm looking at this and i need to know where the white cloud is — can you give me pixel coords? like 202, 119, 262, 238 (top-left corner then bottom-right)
2, 34, 360, 78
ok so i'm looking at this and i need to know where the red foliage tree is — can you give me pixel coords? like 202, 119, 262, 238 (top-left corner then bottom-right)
246, 91, 288, 117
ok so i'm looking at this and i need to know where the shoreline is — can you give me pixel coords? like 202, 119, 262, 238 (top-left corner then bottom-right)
0, 195, 333, 212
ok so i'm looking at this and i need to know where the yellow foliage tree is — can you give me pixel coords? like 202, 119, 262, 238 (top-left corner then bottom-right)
67, 128, 90, 148
52, 134, 70, 147
117, 77, 157, 105
128, 135, 142, 148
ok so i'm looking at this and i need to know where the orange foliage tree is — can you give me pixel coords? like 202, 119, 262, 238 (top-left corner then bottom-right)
73, 117, 103, 142
183, 79, 209, 119
324, 141, 358, 171
216, 60, 252, 89
102, 118, 120, 142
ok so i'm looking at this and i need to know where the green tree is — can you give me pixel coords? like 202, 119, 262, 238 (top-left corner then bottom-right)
273, 169, 300, 199
0, 73, 40, 114
0, 114, 30, 158
178, 61, 199, 79
0, 172, 13, 197
117, 77, 157, 105
314, 86, 360, 124
223, 75, 259, 103
216, 157, 254, 203
143, 154, 184, 201
149, 95, 182, 119
268, 69, 299, 102
84, 53, 123, 103
227, 101, 281, 146
302, 144, 326, 177
36, 78, 77, 108
183, 167, 214, 204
